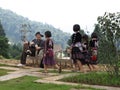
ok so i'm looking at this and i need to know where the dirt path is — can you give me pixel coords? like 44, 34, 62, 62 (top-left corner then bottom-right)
0, 59, 120, 90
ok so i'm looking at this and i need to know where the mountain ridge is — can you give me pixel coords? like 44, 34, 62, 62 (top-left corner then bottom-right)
0, 8, 70, 48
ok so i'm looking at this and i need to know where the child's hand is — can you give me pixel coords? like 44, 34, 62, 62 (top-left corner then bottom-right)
36, 47, 41, 50
35, 44, 40, 50
30, 41, 34, 45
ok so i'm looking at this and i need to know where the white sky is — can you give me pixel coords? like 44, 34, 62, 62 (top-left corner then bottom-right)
0, 0, 120, 34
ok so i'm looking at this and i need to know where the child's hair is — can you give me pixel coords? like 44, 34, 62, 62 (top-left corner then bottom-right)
45, 31, 52, 37
91, 32, 98, 39
82, 34, 89, 42
73, 24, 80, 32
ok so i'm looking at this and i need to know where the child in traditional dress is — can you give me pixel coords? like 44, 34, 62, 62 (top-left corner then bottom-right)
82, 34, 93, 71
71, 24, 84, 72
89, 32, 98, 70
43, 31, 61, 73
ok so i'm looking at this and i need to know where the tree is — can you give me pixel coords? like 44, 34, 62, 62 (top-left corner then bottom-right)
0, 21, 5, 36
8, 43, 22, 59
93, 24, 102, 39
93, 24, 106, 64
97, 12, 120, 77
0, 20, 9, 58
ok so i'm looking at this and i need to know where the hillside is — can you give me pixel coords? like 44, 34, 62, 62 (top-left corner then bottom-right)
0, 8, 70, 48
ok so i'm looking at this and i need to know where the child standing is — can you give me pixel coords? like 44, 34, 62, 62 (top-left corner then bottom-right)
43, 31, 61, 73
82, 34, 93, 71
89, 32, 98, 70
71, 24, 84, 72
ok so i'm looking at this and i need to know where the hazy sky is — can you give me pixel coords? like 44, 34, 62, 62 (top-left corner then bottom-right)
0, 0, 120, 34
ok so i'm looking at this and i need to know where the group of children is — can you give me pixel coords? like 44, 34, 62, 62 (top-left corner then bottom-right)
20, 24, 98, 73
44, 24, 98, 73
71, 24, 98, 72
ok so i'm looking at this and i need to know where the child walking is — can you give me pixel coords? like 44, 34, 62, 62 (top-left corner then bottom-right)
71, 24, 84, 72
43, 31, 61, 73
89, 32, 98, 70
82, 34, 93, 71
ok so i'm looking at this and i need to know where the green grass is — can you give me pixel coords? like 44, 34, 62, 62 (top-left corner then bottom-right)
0, 76, 103, 90
0, 63, 10, 66
0, 69, 13, 76
0, 63, 17, 67
39, 69, 72, 74
60, 72, 120, 87
0, 55, 4, 59
0, 63, 26, 69
0, 63, 21, 69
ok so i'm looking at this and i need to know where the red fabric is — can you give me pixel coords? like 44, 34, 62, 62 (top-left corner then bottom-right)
92, 48, 97, 50
91, 55, 97, 61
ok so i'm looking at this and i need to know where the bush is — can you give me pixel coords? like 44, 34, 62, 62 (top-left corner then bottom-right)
60, 72, 120, 87
8, 43, 22, 59
0, 55, 4, 59
97, 12, 120, 77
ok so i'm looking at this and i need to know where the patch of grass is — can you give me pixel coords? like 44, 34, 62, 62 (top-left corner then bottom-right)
0, 76, 102, 90
0, 55, 4, 59
39, 69, 71, 74
0, 63, 20, 68
0, 63, 17, 67
0, 63, 10, 66
0, 69, 13, 76
0, 64, 17, 69
60, 72, 120, 87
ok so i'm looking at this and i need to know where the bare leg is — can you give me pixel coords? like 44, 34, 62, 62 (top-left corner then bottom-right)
87, 64, 93, 71
55, 64, 59, 69
55, 64, 61, 73
74, 63, 78, 70
92, 65, 98, 71
77, 60, 84, 72
44, 64, 48, 73
72, 59, 78, 71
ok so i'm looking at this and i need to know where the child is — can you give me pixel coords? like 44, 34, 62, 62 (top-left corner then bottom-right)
43, 31, 61, 73
82, 34, 93, 71
71, 24, 84, 72
89, 32, 98, 70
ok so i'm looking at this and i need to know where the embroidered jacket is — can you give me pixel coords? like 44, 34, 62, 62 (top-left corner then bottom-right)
71, 32, 82, 45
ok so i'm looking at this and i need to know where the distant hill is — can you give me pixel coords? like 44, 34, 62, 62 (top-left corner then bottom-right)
0, 8, 70, 48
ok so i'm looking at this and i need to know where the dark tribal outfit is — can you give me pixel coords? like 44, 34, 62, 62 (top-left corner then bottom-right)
89, 39, 98, 64
82, 42, 91, 65
71, 32, 83, 63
